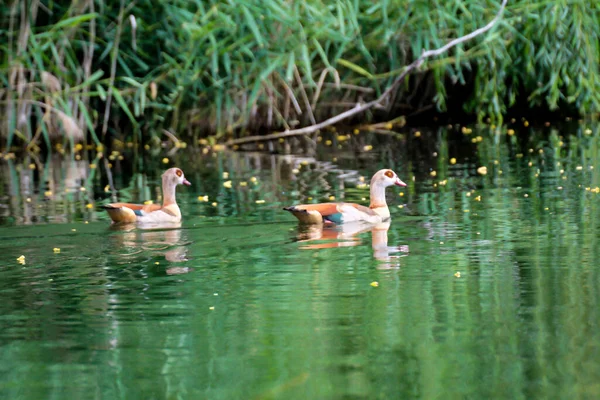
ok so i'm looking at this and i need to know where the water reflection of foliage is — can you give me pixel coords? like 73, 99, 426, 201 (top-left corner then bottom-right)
2, 124, 600, 398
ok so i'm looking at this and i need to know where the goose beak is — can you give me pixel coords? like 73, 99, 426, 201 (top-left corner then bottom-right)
395, 178, 407, 187
183, 179, 191, 186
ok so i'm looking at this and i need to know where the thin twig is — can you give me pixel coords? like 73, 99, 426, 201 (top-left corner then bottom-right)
101, 0, 125, 137
294, 66, 316, 125
226, 0, 508, 146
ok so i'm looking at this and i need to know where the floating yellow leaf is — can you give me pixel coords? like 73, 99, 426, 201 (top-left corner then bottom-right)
430, 170, 437, 177
450, 158, 457, 165
223, 180, 232, 188
198, 195, 209, 202
144, 200, 153, 205
363, 145, 373, 151
370, 281, 379, 287
162, 158, 169, 164
255, 200, 265, 204
53, 248, 61, 254
477, 166, 487, 175
222, 172, 229, 179
86, 203, 93, 209
454, 272, 461, 278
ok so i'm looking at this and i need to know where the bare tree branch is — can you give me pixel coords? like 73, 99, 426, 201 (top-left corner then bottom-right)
227, 0, 508, 147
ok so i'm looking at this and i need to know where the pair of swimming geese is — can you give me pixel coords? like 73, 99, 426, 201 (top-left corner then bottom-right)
103, 167, 407, 225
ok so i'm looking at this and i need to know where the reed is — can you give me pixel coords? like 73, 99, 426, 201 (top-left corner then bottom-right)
1, 0, 599, 148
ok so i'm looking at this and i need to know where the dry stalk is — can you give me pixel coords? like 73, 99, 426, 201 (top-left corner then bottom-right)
102, 0, 125, 137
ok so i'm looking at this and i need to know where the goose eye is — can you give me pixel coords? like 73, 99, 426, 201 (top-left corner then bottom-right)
176, 169, 182, 177
384, 170, 394, 178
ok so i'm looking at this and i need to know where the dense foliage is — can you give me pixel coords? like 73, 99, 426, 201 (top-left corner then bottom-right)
1, 0, 599, 147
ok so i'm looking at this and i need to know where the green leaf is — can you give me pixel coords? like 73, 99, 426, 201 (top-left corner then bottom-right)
111, 87, 137, 126
337, 58, 373, 79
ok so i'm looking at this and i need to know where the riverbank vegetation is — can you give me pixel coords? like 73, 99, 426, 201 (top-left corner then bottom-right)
1, 0, 599, 150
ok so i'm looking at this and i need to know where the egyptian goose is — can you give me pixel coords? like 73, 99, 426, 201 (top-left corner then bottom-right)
102, 167, 191, 224
284, 169, 406, 224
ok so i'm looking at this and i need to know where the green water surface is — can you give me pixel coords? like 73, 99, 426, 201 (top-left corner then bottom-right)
1, 125, 600, 399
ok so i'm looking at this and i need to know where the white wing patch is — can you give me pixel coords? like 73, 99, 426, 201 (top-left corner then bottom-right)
338, 204, 382, 223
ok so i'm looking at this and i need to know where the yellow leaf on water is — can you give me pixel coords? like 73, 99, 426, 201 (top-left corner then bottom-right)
53, 248, 61, 254
370, 281, 379, 287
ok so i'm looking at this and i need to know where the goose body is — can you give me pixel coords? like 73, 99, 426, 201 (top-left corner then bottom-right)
103, 167, 191, 224
284, 169, 406, 225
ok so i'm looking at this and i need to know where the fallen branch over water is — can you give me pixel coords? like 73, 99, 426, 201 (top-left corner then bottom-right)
226, 0, 508, 147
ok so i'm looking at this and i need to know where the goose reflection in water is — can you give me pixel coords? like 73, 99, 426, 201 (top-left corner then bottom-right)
108, 222, 191, 274
294, 221, 409, 269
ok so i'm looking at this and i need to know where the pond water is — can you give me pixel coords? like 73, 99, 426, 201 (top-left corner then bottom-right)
1, 123, 600, 399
